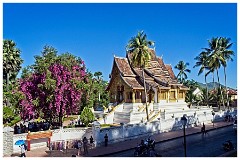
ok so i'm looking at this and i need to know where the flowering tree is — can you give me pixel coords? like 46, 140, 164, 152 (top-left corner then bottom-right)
18, 46, 87, 126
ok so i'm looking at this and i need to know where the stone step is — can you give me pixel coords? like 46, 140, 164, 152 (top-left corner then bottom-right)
113, 117, 130, 124
123, 105, 133, 109
114, 111, 131, 115
114, 112, 130, 119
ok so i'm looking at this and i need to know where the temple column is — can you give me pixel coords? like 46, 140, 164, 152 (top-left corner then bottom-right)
153, 88, 157, 103
167, 90, 170, 103
124, 91, 127, 103
132, 90, 135, 103
175, 89, 178, 102
158, 89, 160, 103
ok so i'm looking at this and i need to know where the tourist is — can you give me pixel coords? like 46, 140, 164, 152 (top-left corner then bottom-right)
77, 140, 83, 156
14, 124, 18, 134
20, 123, 24, 133
82, 137, 88, 155
19, 144, 26, 157
28, 122, 32, 132
201, 123, 206, 135
90, 136, 94, 149
104, 133, 108, 147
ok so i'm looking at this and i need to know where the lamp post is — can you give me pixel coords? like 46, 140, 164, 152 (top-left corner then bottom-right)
212, 111, 215, 128
181, 115, 187, 157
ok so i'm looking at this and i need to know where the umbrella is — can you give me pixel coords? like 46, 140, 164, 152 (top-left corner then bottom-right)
15, 140, 25, 146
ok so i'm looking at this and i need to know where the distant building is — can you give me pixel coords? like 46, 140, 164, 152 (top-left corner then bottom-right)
193, 87, 202, 97
227, 89, 237, 107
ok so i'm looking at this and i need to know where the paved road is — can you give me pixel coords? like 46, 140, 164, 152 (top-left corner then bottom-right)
107, 126, 237, 157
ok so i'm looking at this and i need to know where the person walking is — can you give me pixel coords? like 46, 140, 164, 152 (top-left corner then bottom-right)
201, 123, 206, 135
82, 137, 88, 155
77, 140, 83, 156
104, 133, 108, 147
19, 144, 26, 157
90, 136, 94, 149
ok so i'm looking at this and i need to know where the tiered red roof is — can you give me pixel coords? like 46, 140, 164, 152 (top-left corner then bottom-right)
107, 49, 188, 91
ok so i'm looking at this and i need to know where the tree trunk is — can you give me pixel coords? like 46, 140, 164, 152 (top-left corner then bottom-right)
216, 69, 225, 110
59, 102, 63, 127
6, 72, 10, 107
212, 71, 215, 90
224, 67, 229, 109
204, 69, 209, 107
142, 68, 149, 121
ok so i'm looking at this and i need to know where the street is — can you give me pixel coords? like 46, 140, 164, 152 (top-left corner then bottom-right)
106, 126, 237, 157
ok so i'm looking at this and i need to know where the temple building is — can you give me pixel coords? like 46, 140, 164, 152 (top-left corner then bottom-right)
96, 49, 217, 124
103, 49, 190, 124
106, 49, 189, 106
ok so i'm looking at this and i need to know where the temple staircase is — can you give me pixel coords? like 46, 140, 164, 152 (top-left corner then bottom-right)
113, 103, 151, 124
110, 102, 193, 124
113, 104, 133, 124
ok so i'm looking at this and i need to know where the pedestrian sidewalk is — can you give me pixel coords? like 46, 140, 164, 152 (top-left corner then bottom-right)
23, 121, 233, 157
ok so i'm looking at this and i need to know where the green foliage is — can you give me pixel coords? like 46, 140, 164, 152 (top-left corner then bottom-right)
81, 71, 109, 111
183, 79, 199, 91
3, 82, 24, 125
63, 116, 76, 121
80, 107, 95, 127
3, 39, 23, 85
31, 45, 58, 74
126, 31, 154, 68
3, 106, 15, 124
63, 125, 75, 128
197, 88, 214, 106
174, 61, 191, 83
4, 116, 21, 127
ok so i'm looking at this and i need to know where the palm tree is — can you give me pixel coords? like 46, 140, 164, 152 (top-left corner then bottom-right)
174, 61, 191, 83
194, 51, 210, 106
3, 40, 23, 108
218, 37, 234, 109
206, 37, 225, 108
199, 88, 213, 106
3, 40, 23, 91
126, 31, 154, 121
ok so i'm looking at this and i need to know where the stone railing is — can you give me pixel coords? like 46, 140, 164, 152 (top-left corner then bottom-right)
149, 111, 161, 122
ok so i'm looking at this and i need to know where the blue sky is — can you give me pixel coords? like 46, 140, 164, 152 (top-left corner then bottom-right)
3, 3, 237, 88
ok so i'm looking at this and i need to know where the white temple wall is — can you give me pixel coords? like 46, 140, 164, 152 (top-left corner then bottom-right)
9, 108, 235, 154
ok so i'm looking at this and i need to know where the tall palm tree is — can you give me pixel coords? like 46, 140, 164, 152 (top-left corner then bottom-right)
218, 37, 234, 109
194, 51, 210, 106
206, 37, 225, 108
126, 31, 154, 121
3, 40, 23, 91
174, 61, 191, 83
3, 40, 23, 108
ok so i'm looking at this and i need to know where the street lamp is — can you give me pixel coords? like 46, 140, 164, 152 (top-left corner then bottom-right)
212, 111, 215, 128
181, 115, 187, 157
